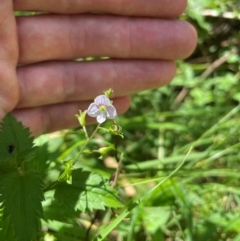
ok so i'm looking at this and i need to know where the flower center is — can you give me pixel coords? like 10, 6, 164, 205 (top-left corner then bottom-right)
99, 105, 107, 112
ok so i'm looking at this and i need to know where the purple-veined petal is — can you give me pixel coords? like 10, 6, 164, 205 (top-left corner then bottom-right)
87, 103, 100, 117
88, 94, 116, 123
95, 95, 111, 106
96, 112, 107, 124
106, 105, 117, 119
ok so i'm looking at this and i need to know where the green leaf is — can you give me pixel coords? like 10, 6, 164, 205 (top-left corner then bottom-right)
0, 171, 45, 241
42, 219, 86, 241
58, 159, 74, 182
55, 169, 123, 212
43, 198, 78, 222
95, 202, 139, 241
0, 114, 35, 171
0, 212, 16, 241
142, 207, 171, 234
24, 143, 50, 176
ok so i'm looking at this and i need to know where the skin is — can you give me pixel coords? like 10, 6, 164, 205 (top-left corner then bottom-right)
0, 0, 197, 136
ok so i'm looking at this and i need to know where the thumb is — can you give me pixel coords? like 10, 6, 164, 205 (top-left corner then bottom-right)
0, 1, 19, 119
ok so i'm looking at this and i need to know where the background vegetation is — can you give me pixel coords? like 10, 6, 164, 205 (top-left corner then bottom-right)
33, 0, 240, 240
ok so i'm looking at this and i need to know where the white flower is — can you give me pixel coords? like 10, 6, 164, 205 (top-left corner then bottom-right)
87, 95, 117, 124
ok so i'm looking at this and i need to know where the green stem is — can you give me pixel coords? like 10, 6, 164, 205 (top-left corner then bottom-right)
43, 180, 59, 192
82, 125, 89, 140
44, 124, 100, 192
73, 124, 101, 165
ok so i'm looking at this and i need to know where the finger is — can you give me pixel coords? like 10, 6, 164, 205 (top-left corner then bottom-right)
17, 15, 197, 64
12, 96, 131, 136
0, 1, 19, 118
16, 60, 176, 108
14, 0, 187, 18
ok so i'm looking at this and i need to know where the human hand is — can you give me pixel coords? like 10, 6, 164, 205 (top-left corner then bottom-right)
1, 0, 197, 136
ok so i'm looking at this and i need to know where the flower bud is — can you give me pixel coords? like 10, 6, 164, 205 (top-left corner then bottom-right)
97, 144, 115, 158
75, 110, 87, 127
109, 124, 124, 138
104, 88, 113, 98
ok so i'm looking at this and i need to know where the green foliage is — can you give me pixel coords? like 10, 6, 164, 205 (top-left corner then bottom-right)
0, 172, 44, 241
0, 114, 35, 171
0, 115, 123, 241
55, 169, 123, 212
106, 0, 240, 239
0, 114, 44, 241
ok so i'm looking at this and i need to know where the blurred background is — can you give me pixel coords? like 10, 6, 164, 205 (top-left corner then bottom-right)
39, 0, 240, 240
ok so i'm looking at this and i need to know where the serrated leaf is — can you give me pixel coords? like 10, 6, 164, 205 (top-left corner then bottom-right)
24, 143, 50, 177
0, 171, 45, 241
54, 169, 123, 212
43, 198, 78, 222
0, 114, 35, 171
0, 211, 16, 241
42, 219, 86, 241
